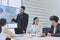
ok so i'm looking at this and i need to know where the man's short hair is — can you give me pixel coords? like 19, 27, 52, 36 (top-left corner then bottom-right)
21, 6, 25, 10
50, 16, 59, 22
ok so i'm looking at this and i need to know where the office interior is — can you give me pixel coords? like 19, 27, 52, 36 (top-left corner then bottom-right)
0, 0, 60, 40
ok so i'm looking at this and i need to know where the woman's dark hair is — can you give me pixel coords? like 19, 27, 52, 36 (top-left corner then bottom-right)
50, 16, 59, 22
21, 6, 25, 10
0, 18, 6, 33
33, 17, 38, 24
0, 18, 7, 26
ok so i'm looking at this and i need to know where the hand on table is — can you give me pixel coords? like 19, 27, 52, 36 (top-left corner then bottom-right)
47, 33, 51, 36
23, 30, 25, 33
41, 33, 46, 37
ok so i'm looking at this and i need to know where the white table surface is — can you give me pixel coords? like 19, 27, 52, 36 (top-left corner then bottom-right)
11, 37, 60, 40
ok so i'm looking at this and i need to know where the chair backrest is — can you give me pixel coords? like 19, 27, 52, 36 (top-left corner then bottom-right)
43, 28, 50, 33
0, 26, 2, 33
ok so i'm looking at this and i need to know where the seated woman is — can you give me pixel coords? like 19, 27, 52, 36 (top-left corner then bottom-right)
26, 17, 42, 36
0, 18, 15, 40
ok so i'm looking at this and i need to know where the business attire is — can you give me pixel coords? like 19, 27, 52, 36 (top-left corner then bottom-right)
12, 13, 29, 32
47, 23, 60, 34
26, 24, 42, 36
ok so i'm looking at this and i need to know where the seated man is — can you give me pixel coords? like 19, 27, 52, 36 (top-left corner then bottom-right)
47, 16, 60, 36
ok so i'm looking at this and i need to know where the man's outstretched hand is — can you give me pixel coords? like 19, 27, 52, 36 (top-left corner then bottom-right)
10, 16, 14, 19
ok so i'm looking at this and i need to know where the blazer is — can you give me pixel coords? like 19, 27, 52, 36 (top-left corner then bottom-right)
48, 23, 60, 34
12, 13, 29, 32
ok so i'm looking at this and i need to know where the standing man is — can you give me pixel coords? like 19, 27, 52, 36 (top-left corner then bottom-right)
10, 6, 29, 33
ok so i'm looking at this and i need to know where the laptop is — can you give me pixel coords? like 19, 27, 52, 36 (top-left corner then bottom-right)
14, 28, 24, 34
14, 28, 24, 37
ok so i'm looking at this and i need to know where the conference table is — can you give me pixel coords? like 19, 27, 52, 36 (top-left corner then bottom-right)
6, 24, 60, 40
11, 34, 60, 40
11, 37, 60, 40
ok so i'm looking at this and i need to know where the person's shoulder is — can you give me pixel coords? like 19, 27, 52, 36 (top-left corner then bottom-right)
30, 25, 35, 28
56, 23, 60, 28
58, 23, 60, 25
58, 23, 60, 26
17, 14, 20, 16
17, 14, 20, 15
24, 13, 28, 16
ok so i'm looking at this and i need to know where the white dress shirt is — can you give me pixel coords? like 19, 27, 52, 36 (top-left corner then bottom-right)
53, 26, 56, 34
0, 25, 7, 40
26, 24, 42, 36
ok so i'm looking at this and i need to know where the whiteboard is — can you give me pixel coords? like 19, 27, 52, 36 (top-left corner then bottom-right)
0, 6, 19, 23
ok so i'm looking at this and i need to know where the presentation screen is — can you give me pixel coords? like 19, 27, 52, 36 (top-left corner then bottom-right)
0, 6, 19, 23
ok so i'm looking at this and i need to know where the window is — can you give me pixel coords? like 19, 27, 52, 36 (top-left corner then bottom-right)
9, 0, 21, 8
2, 0, 8, 6
0, 0, 2, 5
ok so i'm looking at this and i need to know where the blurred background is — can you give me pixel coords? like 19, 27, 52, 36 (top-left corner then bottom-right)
0, 0, 60, 33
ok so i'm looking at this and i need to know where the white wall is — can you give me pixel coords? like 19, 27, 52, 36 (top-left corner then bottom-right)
51, 0, 60, 23
0, 0, 60, 34
0, 0, 21, 8
0, 0, 2, 5
9, 0, 21, 8
2, 0, 8, 6
23, 0, 58, 28
0, 0, 60, 28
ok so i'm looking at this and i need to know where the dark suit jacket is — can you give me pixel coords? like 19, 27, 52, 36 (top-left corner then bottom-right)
0, 26, 2, 33
12, 13, 29, 32
48, 23, 60, 34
